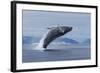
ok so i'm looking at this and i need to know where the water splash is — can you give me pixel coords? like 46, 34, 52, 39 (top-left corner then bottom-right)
33, 30, 49, 51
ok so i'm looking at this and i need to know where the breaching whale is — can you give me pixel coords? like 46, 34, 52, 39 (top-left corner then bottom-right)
43, 26, 72, 49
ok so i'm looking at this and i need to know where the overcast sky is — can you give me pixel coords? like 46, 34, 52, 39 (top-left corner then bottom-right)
22, 10, 91, 42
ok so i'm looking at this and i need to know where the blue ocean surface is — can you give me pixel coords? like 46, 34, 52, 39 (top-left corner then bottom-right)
22, 36, 91, 63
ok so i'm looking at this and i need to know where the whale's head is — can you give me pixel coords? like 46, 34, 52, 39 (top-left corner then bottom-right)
59, 26, 72, 34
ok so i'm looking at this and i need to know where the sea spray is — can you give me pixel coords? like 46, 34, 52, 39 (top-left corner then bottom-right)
33, 30, 49, 51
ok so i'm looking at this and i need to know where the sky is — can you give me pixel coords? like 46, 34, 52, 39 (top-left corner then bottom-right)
22, 10, 91, 42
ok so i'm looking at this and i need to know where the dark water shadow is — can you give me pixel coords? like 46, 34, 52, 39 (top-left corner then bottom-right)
45, 49, 62, 51
44, 48, 71, 51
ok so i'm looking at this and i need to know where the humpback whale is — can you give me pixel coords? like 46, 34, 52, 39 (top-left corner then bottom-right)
43, 26, 72, 49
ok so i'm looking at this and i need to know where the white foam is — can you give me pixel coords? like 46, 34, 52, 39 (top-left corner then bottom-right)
33, 30, 49, 51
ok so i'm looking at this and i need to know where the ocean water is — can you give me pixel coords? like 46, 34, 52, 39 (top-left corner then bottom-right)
22, 43, 91, 63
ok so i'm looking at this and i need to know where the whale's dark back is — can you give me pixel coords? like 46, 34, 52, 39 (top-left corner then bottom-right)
43, 26, 72, 49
